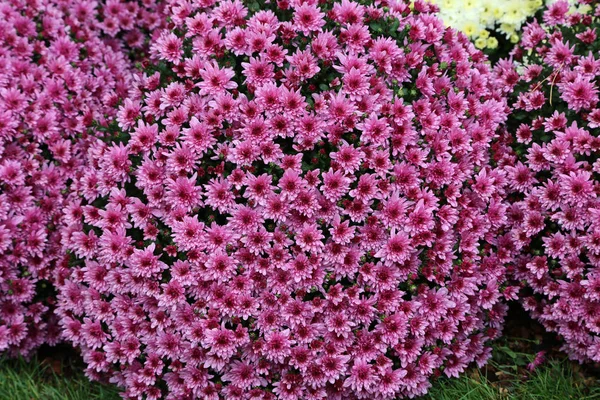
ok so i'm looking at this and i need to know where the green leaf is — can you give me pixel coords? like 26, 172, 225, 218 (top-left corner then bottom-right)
371, 22, 382, 33
500, 346, 519, 359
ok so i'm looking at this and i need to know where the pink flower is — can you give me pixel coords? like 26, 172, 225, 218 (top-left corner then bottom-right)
344, 360, 378, 392
560, 171, 595, 206
330, 142, 364, 174
198, 61, 237, 96
321, 169, 351, 202
203, 327, 237, 359
153, 32, 183, 63
375, 229, 413, 265
559, 75, 599, 111
293, 4, 325, 35
544, 0, 570, 26
165, 174, 203, 210
263, 330, 293, 363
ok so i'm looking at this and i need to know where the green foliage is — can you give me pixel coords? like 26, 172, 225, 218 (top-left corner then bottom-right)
0, 357, 120, 400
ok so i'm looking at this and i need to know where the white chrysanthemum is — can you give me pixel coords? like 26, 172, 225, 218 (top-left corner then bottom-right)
428, 0, 577, 49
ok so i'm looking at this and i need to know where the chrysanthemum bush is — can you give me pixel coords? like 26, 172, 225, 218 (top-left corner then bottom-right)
493, 0, 600, 363
57, 0, 514, 398
0, 0, 161, 357
58, 1, 512, 399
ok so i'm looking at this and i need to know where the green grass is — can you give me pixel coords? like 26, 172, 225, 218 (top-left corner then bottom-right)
516, 362, 600, 400
0, 357, 120, 400
425, 369, 504, 400
425, 360, 600, 400
425, 337, 600, 400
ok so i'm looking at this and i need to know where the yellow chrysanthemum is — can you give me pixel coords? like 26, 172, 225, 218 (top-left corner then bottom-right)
487, 37, 499, 49
474, 37, 487, 49
491, 6, 503, 19
461, 0, 477, 9
462, 22, 477, 38
478, 30, 490, 39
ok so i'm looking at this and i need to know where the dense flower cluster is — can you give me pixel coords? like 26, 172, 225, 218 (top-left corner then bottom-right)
493, 0, 600, 363
93, 0, 166, 47
428, 0, 581, 50
0, 0, 145, 356
56, 0, 514, 398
